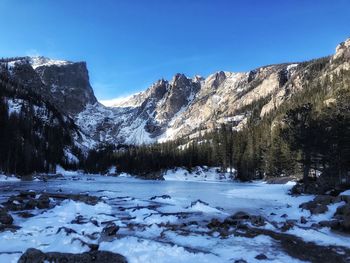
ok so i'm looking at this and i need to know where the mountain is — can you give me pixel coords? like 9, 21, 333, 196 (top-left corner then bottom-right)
1, 38, 349, 148
3, 56, 96, 116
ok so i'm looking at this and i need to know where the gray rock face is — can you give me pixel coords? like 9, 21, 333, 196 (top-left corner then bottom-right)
3, 56, 97, 116
35, 62, 96, 115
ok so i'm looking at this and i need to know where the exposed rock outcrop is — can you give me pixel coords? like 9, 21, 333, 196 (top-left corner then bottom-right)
18, 248, 127, 263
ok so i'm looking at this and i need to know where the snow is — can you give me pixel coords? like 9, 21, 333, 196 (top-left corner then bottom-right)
163, 167, 234, 182
29, 56, 72, 69
0, 200, 114, 262
100, 92, 144, 108
287, 63, 298, 71
0, 174, 348, 263
0, 174, 20, 182
340, 189, 350, 196
64, 149, 79, 164
7, 98, 24, 115
56, 165, 80, 176
107, 166, 117, 174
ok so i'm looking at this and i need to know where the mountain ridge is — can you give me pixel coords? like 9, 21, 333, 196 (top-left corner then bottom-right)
1, 38, 349, 147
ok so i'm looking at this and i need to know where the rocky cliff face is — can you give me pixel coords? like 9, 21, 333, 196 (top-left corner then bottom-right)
86, 63, 300, 144
93, 38, 349, 145
1, 38, 349, 147
2, 56, 96, 116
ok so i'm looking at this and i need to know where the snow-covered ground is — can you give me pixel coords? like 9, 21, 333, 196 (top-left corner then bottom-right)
0, 174, 349, 262
163, 167, 234, 182
0, 174, 20, 182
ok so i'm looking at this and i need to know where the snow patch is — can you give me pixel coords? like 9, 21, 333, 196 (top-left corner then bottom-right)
29, 56, 72, 69
163, 167, 234, 182
0, 174, 20, 182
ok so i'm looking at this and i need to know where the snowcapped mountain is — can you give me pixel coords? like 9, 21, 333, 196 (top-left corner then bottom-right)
79, 65, 300, 145
1, 38, 349, 148
2, 56, 96, 116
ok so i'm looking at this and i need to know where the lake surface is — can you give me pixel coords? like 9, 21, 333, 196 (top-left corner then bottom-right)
0, 174, 348, 263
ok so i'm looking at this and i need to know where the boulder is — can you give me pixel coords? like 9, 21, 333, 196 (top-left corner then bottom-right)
0, 209, 13, 225
300, 216, 307, 224
299, 201, 328, 215
18, 248, 127, 263
255, 253, 268, 260
36, 194, 50, 209
102, 222, 119, 236
281, 220, 295, 232
230, 211, 250, 220
314, 195, 337, 205
335, 204, 350, 217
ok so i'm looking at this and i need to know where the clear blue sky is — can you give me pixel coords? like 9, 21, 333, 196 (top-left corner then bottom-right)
0, 0, 349, 100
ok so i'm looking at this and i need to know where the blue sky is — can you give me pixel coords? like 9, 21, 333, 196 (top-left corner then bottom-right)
0, 0, 349, 100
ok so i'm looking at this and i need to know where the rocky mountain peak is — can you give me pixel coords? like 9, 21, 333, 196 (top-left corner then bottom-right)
334, 38, 350, 60
171, 73, 191, 88
205, 71, 227, 89
29, 56, 73, 69
34, 61, 97, 115
2, 56, 97, 116
148, 78, 168, 100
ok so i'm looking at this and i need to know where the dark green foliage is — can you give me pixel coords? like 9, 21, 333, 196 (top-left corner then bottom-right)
83, 126, 235, 176
0, 73, 80, 175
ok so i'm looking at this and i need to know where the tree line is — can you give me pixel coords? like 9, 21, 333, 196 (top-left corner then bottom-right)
83, 60, 350, 188
0, 70, 80, 175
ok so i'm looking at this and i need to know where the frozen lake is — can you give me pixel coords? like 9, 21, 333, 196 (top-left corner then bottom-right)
0, 174, 349, 262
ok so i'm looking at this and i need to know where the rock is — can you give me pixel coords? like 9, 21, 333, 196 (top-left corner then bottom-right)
150, 194, 171, 200
18, 248, 46, 263
56, 227, 77, 235
230, 211, 250, 220
207, 219, 222, 229
102, 222, 119, 236
5, 196, 25, 211
335, 204, 350, 217
19, 191, 36, 198
314, 195, 337, 205
281, 220, 295, 232
299, 201, 328, 215
190, 199, 209, 207
330, 216, 350, 233
25, 199, 37, 210
90, 218, 99, 227
17, 211, 35, 218
255, 253, 268, 260
36, 194, 50, 209
300, 216, 307, 224
250, 215, 266, 227
45, 193, 100, 205
319, 220, 337, 228
338, 216, 350, 232
311, 204, 328, 215
18, 248, 127, 263
0, 209, 13, 225
234, 260, 247, 263
340, 194, 350, 203
281, 214, 288, 218
71, 215, 87, 225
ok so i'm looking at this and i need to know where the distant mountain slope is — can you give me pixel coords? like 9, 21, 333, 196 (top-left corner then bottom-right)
1, 38, 349, 147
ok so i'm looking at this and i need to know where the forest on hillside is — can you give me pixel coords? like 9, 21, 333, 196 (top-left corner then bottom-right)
84, 61, 350, 190
0, 68, 81, 175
